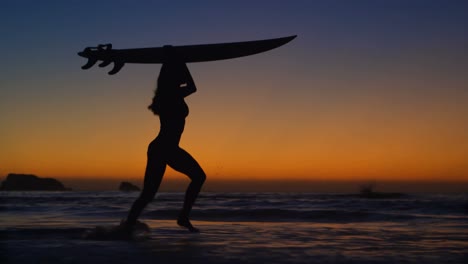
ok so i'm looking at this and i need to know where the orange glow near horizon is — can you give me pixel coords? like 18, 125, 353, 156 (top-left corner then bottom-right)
2, 76, 467, 183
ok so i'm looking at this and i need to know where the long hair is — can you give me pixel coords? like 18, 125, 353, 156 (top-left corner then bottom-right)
148, 63, 181, 115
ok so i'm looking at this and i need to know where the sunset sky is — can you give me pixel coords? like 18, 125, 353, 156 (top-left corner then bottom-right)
1, 1, 467, 190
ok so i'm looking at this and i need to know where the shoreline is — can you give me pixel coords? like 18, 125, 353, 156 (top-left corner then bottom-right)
2, 220, 467, 264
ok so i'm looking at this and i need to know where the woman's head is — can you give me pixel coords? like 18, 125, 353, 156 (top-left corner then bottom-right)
158, 62, 185, 87
148, 62, 185, 115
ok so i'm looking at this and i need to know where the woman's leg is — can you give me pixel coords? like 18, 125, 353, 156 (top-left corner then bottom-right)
126, 142, 166, 227
167, 147, 206, 231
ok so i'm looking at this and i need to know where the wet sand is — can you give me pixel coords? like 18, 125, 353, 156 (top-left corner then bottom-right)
2, 220, 467, 264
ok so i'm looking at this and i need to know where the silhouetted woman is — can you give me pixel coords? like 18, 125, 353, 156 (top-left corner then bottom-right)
124, 59, 206, 233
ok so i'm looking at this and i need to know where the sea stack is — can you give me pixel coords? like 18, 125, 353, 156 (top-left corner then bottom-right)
119, 181, 140, 192
0, 173, 70, 191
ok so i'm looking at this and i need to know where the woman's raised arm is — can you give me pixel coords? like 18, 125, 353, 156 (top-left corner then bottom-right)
178, 63, 197, 97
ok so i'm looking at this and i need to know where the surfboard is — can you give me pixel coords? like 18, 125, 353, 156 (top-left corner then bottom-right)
78, 35, 296, 75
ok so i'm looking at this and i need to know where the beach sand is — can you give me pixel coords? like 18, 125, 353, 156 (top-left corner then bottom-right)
2, 220, 467, 264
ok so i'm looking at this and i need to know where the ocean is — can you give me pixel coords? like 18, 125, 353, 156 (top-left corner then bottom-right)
1, 191, 467, 263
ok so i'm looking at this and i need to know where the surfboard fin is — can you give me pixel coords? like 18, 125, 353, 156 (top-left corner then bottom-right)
108, 61, 125, 75
98, 44, 112, 50
99, 60, 112, 67
81, 58, 98, 70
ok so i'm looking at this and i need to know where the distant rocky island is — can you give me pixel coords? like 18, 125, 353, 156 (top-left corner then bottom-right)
119, 181, 140, 192
0, 173, 71, 191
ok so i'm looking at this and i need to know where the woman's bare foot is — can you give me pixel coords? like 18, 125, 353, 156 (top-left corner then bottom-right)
177, 216, 200, 233
112, 220, 150, 239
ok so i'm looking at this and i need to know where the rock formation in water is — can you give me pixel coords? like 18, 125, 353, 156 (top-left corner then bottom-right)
0, 173, 71, 191
119, 181, 140, 192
